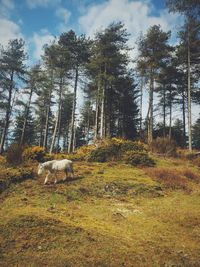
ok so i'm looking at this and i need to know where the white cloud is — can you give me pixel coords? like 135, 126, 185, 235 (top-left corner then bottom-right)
26, 0, 61, 9
79, 0, 180, 56
55, 7, 71, 33
31, 29, 55, 60
0, 18, 23, 47
0, 0, 14, 17
56, 7, 71, 23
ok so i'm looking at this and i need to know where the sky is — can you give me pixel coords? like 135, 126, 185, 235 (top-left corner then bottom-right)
0, 0, 182, 63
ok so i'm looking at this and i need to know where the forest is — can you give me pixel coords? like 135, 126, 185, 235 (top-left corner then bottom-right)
0, 0, 200, 154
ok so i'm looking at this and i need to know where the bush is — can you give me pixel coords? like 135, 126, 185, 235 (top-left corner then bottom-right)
123, 151, 155, 167
86, 138, 147, 163
23, 146, 45, 162
87, 146, 116, 162
6, 143, 23, 166
120, 140, 146, 153
150, 137, 177, 156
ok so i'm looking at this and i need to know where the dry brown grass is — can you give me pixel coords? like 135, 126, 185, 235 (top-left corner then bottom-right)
192, 157, 200, 167
146, 167, 196, 192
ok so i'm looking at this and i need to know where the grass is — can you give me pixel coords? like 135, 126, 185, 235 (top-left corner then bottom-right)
0, 158, 200, 266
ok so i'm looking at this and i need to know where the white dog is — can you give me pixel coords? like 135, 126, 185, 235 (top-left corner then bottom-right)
38, 159, 74, 185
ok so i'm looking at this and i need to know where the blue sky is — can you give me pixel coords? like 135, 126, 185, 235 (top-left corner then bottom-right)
0, 0, 181, 64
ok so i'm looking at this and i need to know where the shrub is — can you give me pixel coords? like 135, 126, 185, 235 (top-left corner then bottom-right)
87, 146, 117, 162
120, 140, 146, 153
150, 137, 177, 156
86, 138, 147, 163
73, 145, 97, 161
23, 146, 45, 162
6, 143, 23, 166
123, 151, 155, 167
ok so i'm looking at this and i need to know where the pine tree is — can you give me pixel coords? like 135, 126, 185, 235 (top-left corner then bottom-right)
137, 25, 172, 144
166, 0, 200, 150
12, 110, 35, 145
0, 39, 26, 153
59, 30, 91, 153
87, 22, 131, 139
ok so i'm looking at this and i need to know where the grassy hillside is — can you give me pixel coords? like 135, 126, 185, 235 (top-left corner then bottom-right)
0, 157, 200, 267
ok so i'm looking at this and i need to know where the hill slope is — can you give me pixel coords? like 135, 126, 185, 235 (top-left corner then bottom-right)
1, 159, 200, 267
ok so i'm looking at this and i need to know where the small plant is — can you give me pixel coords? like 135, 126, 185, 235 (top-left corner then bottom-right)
150, 137, 177, 156
6, 143, 23, 166
123, 151, 155, 167
23, 146, 45, 162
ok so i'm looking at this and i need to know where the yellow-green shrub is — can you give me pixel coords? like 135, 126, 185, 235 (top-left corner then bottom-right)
87, 146, 119, 162
87, 138, 147, 163
123, 151, 155, 167
23, 146, 45, 162
74, 144, 96, 160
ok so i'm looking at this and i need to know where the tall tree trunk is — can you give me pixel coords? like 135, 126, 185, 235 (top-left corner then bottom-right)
100, 65, 106, 139
43, 69, 54, 150
100, 86, 105, 139
106, 88, 111, 138
62, 124, 68, 150
139, 76, 143, 138
168, 87, 173, 140
20, 88, 33, 146
163, 85, 166, 138
86, 107, 91, 144
147, 73, 154, 144
187, 25, 192, 151
0, 71, 14, 154
50, 76, 63, 154
68, 68, 78, 153
72, 123, 76, 152
182, 91, 186, 147
50, 110, 59, 154
39, 125, 43, 147
56, 99, 62, 152
94, 77, 100, 140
